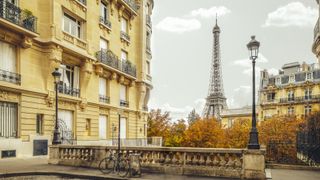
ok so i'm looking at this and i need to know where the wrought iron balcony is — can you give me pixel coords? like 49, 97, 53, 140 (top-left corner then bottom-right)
122, 0, 139, 12
0, 69, 21, 84
120, 100, 129, 107
279, 95, 320, 104
121, 59, 136, 77
58, 84, 80, 97
120, 31, 130, 42
96, 49, 137, 78
99, 95, 110, 104
0, 0, 37, 32
99, 16, 111, 29
77, 0, 86, 6
146, 15, 152, 27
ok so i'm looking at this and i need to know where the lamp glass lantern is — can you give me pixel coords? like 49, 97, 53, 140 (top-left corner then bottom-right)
247, 36, 260, 60
52, 68, 61, 83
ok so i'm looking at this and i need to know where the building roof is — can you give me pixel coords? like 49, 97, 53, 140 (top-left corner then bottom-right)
282, 62, 300, 69
221, 106, 255, 117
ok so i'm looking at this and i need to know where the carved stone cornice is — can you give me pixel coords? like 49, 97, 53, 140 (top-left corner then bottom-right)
0, 90, 19, 102
45, 91, 55, 107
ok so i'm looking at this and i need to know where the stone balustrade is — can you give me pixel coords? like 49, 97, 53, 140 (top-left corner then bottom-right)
49, 145, 265, 179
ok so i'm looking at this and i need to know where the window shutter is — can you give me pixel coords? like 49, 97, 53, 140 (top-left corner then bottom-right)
0, 41, 16, 72
99, 115, 107, 139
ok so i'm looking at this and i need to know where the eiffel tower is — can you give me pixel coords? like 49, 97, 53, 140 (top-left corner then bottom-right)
202, 17, 227, 120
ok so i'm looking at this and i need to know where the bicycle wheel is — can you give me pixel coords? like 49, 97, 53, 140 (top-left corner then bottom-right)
118, 159, 129, 177
99, 157, 114, 174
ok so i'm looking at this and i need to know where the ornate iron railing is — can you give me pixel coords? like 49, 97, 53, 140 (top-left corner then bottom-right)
96, 49, 137, 78
77, 0, 86, 6
0, 0, 37, 32
120, 31, 130, 42
0, 69, 21, 84
99, 95, 110, 104
58, 84, 80, 97
120, 100, 129, 107
99, 16, 111, 29
146, 15, 152, 27
123, 0, 139, 12
279, 95, 320, 104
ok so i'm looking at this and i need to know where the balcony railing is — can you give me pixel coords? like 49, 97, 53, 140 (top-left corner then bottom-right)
96, 49, 137, 78
314, 18, 319, 40
122, 0, 139, 12
120, 100, 129, 107
0, 69, 21, 84
0, 0, 37, 32
77, 0, 86, 6
120, 31, 130, 42
99, 95, 110, 104
279, 95, 320, 104
146, 15, 152, 27
58, 84, 80, 97
99, 16, 111, 29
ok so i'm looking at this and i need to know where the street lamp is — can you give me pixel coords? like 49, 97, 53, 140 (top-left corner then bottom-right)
52, 68, 61, 145
247, 36, 260, 149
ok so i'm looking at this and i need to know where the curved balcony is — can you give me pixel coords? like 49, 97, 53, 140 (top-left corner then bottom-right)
96, 49, 136, 78
0, 0, 37, 33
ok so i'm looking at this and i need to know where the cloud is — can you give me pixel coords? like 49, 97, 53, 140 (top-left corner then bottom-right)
263, 2, 317, 27
227, 86, 252, 108
190, 6, 231, 18
149, 98, 206, 121
232, 54, 269, 68
156, 17, 201, 33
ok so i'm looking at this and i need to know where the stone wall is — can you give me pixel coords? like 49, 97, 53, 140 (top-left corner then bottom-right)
49, 145, 266, 179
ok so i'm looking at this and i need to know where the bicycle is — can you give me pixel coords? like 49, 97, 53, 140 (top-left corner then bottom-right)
99, 150, 141, 177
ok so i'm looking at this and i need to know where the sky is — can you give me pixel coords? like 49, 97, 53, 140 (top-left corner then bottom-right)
148, 0, 318, 121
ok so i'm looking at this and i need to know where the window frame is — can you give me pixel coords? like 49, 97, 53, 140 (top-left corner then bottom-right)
36, 114, 44, 135
63, 12, 82, 39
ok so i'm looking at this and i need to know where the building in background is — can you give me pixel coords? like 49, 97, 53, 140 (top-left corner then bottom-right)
258, 62, 320, 121
221, 106, 254, 128
0, 0, 154, 158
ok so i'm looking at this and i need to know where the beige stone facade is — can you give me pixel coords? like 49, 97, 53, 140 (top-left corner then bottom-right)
258, 62, 320, 121
0, 0, 153, 158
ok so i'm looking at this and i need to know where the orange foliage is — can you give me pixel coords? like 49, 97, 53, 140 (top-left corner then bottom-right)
183, 118, 225, 148
224, 118, 251, 148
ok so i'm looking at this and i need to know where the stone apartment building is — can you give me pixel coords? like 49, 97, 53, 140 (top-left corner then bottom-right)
258, 62, 320, 120
0, 0, 153, 158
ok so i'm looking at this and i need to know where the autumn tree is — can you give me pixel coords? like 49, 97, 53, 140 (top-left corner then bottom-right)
147, 109, 171, 143
183, 118, 225, 148
224, 118, 251, 148
165, 119, 187, 147
187, 109, 200, 126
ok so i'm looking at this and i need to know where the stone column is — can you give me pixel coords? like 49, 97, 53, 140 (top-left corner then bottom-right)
242, 149, 266, 179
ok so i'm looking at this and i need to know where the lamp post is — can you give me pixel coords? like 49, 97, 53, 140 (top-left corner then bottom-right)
52, 68, 61, 145
247, 36, 260, 149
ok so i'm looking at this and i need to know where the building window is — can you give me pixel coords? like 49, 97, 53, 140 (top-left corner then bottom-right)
146, 31, 151, 51
36, 114, 44, 135
306, 73, 312, 80
288, 107, 294, 115
58, 64, 80, 97
304, 88, 312, 100
63, 13, 82, 38
85, 119, 91, 136
99, 38, 108, 51
146, 61, 150, 74
99, 77, 109, 103
287, 91, 294, 101
100, 1, 109, 22
305, 105, 312, 116
120, 84, 128, 107
121, 17, 128, 33
0, 102, 18, 138
267, 92, 275, 102
99, 115, 107, 140
289, 75, 295, 83
228, 118, 234, 128
0, 41, 16, 73
121, 50, 128, 61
